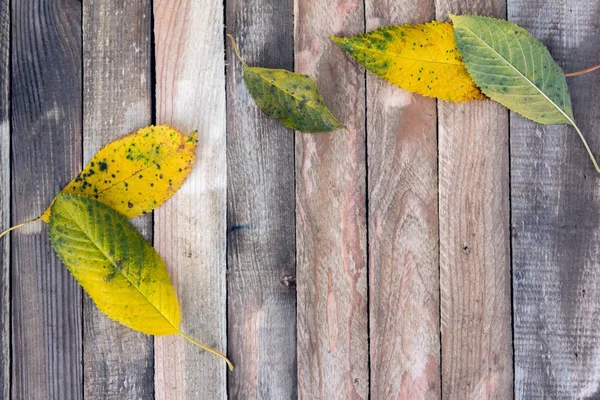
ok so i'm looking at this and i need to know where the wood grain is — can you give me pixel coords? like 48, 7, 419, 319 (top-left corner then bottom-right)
294, 1, 369, 398
509, 1, 600, 398
434, 1, 513, 398
225, 0, 297, 399
153, 0, 227, 398
11, 0, 83, 398
0, 0, 9, 397
82, 1, 154, 398
365, 1, 440, 399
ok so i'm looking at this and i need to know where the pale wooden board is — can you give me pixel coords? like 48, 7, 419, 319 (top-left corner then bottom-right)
10, 0, 83, 398
509, 1, 600, 397
82, 0, 154, 398
0, 0, 9, 397
153, 0, 227, 398
365, 1, 441, 398
294, 0, 369, 398
435, 1, 513, 398
225, 0, 297, 398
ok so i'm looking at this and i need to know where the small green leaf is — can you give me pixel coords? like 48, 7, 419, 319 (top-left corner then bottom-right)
451, 15, 600, 172
228, 35, 342, 133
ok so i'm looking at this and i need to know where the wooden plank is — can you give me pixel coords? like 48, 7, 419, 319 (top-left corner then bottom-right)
225, 1, 297, 399
82, 1, 153, 398
153, 0, 227, 398
365, 1, 441, 398
294, 1, 369, 398
434, 1, 513, 398
0, 0, 9, 397
11, 0, 83, 398
509, 1, 600, 397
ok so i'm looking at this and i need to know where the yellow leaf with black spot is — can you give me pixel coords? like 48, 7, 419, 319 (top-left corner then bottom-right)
228, 35, 342, 133
40, 125, 197, 223
48, 194, 233, 369
332, 21, 485, 102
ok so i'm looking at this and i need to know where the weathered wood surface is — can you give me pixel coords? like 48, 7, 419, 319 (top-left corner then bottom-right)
435, 0, 513, 398
82, 1, 154, 398
365, 0, 441, 398
294, 0, 369, 398
153, 0, 227, 398
510, 1, 600, 398
225, 0, 297, 398
0, 0, 9, 398
5, 0, 600, 398
11, 0, 83, 398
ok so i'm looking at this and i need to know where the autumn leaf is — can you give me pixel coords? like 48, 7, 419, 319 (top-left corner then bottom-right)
451, 15, 600, 173
48, 194, 233, 370
332, 21, 485, 102
227, 35, 342, 133
40, 125, 197, 222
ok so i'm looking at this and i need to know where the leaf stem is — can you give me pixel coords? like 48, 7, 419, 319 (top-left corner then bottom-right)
179, 331, 234, 371
0, 217, 41, 240
572, 124, 600, 174
226, 34, 246, 67
565, 63, 600, 77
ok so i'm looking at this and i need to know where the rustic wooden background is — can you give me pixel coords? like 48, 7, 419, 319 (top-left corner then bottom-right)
1, 0, 599, 398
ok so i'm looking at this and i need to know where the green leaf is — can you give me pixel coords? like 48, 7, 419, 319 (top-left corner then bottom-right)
48, 194, 233, 369
451, 15, 600, 172
228, 35, 342, 133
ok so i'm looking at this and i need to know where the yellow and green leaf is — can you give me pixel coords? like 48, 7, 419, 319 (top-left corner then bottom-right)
48, 194, 233, 369
228, 35, 342, 133
332, 21, 485, 102
49, 194, 180, 335
41, 125, 197, 222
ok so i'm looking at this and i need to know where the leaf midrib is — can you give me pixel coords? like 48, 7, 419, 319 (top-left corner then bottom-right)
62, 200, 178, 332
458, 21, 574, 126
340, 41, 464, 66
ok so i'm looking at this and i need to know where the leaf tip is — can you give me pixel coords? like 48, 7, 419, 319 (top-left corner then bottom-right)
187, 130, 198, 145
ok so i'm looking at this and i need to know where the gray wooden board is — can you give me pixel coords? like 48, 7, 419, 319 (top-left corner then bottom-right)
225, 0, 297, 398
11, 0, 83, 398
509, 1, 600, 398
153, 0, 227, 398
294, 0, 369, 398
82, 0, 154, 398
365, 0, 441, 398
435, 0, 514, 398
0, 0, 9, 398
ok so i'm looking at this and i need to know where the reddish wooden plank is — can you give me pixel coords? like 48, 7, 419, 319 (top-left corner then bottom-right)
225, 0, 297, 398
82, 1, 154, 398
435, 1, 513, 398
365, 0, 441, 398
11, 0, 83, 398
294, 0, 369, 398
509, 1, 600, 397
153, 0, 227, 398
0, 0, 9, 397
